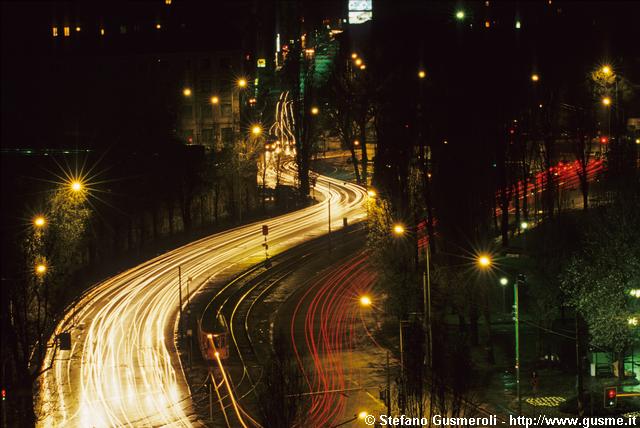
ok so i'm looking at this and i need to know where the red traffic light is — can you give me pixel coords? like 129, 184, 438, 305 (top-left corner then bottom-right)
604, 386, 617, 408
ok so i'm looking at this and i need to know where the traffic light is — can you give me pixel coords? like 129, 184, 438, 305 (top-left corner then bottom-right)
604, 386, 617, 408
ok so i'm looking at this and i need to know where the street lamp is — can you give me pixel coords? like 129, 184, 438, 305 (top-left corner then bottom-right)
392, 223, 405, 236
251, 125, 262, 136
182, 88, 192, 97
520, 221, 529, 230
455, 10, 465, 20
477, 254, 492, 269
355, 58, 363, 66
500, 277, 509, 286
418, 70, 426, 79
70, 180, 83, 193
602, 96, 611, 107
601, 65, 612, 76
359, 296, 372, 307
359, 64, 366, 70
210, 96, 219, 104
36, 263, 47, 275
34, 216, 46, 228
351, 53, 358, 59
310, 106, 319, 115
531, 74, 540, 82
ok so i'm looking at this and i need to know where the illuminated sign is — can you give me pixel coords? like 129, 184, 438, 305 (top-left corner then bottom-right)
257, 58, 266, 68
348, 0, 372, 24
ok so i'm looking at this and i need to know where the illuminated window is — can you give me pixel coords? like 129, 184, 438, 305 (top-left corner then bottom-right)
63, 26, 70, 36
485, 21, 490, 28
52, 27, 58, 37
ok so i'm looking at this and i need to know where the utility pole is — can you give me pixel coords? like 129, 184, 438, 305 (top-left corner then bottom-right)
328, 181, 331, 253
515, 274, 524, 415
386, 351, 391, 414
178, 266, 183, 338
424, 244, 432, 369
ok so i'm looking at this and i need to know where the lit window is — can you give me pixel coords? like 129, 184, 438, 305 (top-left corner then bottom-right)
485, 21, 490, 28
63, 26, 70, 36
52, 27, 58, 37
515, 21, 521, 29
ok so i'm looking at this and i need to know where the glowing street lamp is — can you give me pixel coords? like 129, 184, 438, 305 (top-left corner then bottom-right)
367, 189, 377, 198
182, 88, 192, 97
531, 74, 540, 82
355, 58, 363, 66
70, 180, 83, 192
392, 224, 405, 236
520, 221, 529, 230
310, 106, 319, 115
602, 97, 612, 107
36, 263, 47, 275
477, 254, 492, 269
500, 277, 509, 286
359, 64, 366, 70
251, 125, 262, 136
237, 78, 247, 88
601, 65, 612, 76
34, 216, 46, 228
418, 70, 426, 79
210, 96, 219, 104
455, 10, 465, 20
351, 53, 358, 59
359, 296, 372, 307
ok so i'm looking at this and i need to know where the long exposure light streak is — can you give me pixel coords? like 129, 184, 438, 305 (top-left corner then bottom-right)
38, 165, 366, 427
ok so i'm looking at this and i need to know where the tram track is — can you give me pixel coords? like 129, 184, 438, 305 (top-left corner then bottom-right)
195, 225, 367, 427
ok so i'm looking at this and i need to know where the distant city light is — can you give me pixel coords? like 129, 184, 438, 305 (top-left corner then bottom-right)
52, 27, 58, 37
515, 20, 522, 29
252, 125, 262, 135
76, 26, 81, 32
418, 70, 426, 79
311, 106, 319, 115
500, 277, 509, 286
36, 263, 47, 275
210, 96, 219, 104
359, 64, 366, 70
455, 10, 465, 20
601, 65, 612, 75
392, 224, 405, 235
602, 97, 611, 106
351, 53, 358, 59
156, 23, 162, 29
183, 88, 192, 97
237, 78, 247, 88
531, 74, 540, 82
355, 58, 363, 66
100, 28, 105, 36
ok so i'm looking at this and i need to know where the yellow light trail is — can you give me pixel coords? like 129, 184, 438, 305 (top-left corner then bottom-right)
37, 164, 366, 427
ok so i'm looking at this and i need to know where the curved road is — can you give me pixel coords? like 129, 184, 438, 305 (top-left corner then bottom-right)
37, 168, 366, 428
